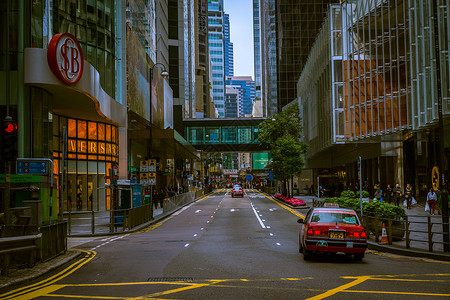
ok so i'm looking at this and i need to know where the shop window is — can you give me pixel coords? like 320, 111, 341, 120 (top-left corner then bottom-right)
77, 120, 87, 138
98, 123, 105, 140
106, 124, 111, 141
88, 122, 97, 139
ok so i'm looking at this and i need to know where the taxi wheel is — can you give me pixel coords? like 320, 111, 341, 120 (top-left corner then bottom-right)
302, 248, 312, 261
354, 253, 364, 261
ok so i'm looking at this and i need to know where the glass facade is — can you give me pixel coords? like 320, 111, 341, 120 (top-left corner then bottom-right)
275, 0, 339, 112
185, 125, 260, 145
224, 13, 234, 77
208, 0, 225, 117
50, 0, 118, 98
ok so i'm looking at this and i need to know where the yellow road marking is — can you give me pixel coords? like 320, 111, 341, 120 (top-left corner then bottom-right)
45, 294, 139, 299
14, 285, 65, 300
342, 289, 450, 296
0, 250, 96, 300
256, 190, 305, 219
134, 283, 211, 299
305, 276, 371, 300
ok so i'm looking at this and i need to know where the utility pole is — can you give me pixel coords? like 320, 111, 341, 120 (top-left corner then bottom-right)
432, 0, 449, 251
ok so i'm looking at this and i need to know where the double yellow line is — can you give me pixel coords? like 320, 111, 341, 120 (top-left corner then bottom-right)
0, 250, 96, 300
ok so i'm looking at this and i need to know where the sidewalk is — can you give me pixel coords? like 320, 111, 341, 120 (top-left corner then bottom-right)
292, 194, 450, 261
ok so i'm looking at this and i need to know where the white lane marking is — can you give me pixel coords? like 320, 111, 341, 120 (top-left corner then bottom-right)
262, 219, 266, 222
269, 209, 274, 212
173, 205, 190, 216
259, 214, 263, 217
195, 210, 202, 213
193, 234, 198, 237
270, 233, 274, 236
276, 243, 281, 246
184, 243, 190, 247
210, 216, 213, 218
207, 221, 210, 223
250, 202, 266, 229
91, 234, 129, 250
201, 228, 204, 230
230, 209, 239, 212
266, 226, 271, 229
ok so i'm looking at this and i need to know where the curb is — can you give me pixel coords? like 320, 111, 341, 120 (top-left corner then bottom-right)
367, 241, 450, 261
0, 250, 82, 289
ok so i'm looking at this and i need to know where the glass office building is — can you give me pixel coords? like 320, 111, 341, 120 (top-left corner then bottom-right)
298, 0, 450, 197
208, 0, 225, 117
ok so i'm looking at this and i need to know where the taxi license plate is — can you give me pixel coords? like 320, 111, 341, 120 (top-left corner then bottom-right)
329, 231, 344, 239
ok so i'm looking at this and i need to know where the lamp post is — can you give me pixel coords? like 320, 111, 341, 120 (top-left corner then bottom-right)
147, 63, 169, 158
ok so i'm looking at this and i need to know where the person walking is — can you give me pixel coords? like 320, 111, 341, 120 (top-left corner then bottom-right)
426, 188, 438, 215
405, 183, 413, 209
385, 184, 393, 204
393, 183, 402, 206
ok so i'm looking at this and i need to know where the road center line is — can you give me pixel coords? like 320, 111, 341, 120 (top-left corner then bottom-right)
251, 202, 266, 229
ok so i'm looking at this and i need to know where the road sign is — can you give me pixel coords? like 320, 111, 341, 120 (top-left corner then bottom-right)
17, 161, 48, 175
140, 160, 149, 172
432, 166, 439, 191
246, 174, 254, 181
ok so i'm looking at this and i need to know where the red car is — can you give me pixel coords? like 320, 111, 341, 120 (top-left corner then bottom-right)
231, 187, 244, 198
298, 205, 367, 261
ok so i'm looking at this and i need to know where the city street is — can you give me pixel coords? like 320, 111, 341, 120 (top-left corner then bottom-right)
1, 189, 449, 299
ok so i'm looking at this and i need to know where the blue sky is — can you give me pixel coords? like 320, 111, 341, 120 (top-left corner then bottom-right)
224, 0, 254, 78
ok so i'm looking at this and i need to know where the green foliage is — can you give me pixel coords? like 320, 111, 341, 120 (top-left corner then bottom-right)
257, 103, 308, 180
340, 190, 356, 198
356, 190, 370, 198
323, 196, 406, 220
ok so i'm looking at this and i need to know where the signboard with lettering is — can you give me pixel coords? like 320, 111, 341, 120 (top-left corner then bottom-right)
47, 33, 84, 85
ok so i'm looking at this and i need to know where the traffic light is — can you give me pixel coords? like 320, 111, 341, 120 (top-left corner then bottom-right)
2, 117, 18, 161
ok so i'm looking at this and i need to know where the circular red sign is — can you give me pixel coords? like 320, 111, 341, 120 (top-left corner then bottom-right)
47, 33, 84, 85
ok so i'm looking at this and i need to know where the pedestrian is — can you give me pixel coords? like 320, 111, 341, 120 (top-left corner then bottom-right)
393, 183, 402, 206
374, 188, 382, 201
405, 183, 413, 209
385, 184, 393, 204
426, 188, 438, 215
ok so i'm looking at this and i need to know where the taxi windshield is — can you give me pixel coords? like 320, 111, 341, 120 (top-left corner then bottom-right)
310, 212, 358, 224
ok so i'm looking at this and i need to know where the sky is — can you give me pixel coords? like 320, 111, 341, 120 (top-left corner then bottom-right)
224, 0, 254, 78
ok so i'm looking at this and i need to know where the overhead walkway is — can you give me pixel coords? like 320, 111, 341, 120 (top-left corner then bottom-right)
183, 117, 268, 152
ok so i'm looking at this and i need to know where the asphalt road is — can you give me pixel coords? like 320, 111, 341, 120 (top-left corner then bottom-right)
2, 189, 450, 299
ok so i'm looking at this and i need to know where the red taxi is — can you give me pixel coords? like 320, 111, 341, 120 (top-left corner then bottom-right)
231, 186, 244, 198
298, 204, 367, 261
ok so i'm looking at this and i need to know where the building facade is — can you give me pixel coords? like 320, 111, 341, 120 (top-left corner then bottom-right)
208, 0, 225, 117
225, 76, 256, 117
224, 13, 234, 77
297, 1, 450, 199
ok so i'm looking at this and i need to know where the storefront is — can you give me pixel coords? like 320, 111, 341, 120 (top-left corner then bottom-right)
53, 116, 119, 212
24, 34, 126, 216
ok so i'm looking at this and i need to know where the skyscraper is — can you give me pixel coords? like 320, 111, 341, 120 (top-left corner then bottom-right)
252, 0, 262, 114
224, 13, 234, 77
275, 0, 339, 111
226, 76, 256, 117
208, 0, 225, 117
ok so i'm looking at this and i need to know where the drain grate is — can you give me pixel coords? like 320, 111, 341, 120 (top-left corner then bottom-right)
147, 277, 194, 282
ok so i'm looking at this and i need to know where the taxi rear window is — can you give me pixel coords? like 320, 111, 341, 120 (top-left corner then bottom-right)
310, 212, 358, 224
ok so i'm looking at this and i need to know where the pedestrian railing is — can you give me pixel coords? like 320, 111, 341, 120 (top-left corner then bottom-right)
361, 214, 449, 253
65, 188, 214, 236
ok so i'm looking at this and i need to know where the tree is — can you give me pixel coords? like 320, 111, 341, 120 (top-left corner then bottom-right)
257, 103, 308, 196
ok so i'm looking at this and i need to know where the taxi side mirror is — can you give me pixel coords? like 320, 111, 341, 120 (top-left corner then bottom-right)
297, 218, 305, 224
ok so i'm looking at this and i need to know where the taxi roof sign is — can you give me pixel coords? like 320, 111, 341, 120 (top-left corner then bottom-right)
323, 203, 339, 208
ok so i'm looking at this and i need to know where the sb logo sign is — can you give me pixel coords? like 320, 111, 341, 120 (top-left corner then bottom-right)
47, 33, 84, 85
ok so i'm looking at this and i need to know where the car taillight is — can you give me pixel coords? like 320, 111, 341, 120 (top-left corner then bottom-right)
307, 227, 328, 237
346, 230, 367, 239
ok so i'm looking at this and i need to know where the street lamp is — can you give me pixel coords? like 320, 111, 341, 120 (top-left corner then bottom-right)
147, 63, 169, 158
